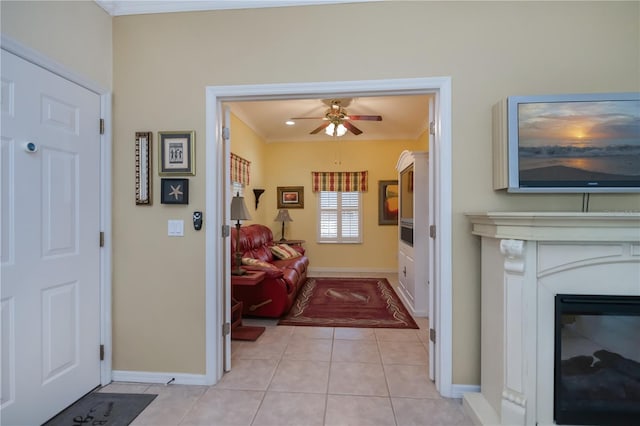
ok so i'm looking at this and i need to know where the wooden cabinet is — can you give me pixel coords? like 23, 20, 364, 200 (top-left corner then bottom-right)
396, 150, 429, 317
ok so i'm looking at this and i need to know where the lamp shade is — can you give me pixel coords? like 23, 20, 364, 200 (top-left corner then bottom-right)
274, 209, 293, 223
230, 194, 252, 221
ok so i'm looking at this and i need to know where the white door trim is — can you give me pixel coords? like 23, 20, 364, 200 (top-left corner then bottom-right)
205, 77, 453, 396
1, 34, 113, 385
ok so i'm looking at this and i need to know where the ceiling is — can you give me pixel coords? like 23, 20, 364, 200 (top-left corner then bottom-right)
228, 95, 432, 143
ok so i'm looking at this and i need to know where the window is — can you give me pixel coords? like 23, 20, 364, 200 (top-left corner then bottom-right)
317, 191, 362, 243
231, 181, 244, 197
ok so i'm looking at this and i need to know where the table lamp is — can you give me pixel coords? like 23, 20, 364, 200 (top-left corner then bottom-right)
274, 209, 293, 242
231, 192, 252, 275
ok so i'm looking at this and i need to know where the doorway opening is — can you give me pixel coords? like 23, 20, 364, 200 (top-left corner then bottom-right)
204, 77, 453, 397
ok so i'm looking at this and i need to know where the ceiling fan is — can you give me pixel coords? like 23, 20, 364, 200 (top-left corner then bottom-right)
291, 99, 382, 136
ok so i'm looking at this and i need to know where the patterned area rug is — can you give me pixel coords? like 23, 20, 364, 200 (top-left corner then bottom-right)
278, 277, 418, 328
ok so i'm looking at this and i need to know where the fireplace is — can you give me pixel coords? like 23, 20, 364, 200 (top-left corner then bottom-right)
464, 212, 640, 426
554, 294, 640, 425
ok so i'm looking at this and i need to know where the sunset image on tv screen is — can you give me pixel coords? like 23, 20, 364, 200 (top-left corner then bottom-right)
518, 99, 640, 184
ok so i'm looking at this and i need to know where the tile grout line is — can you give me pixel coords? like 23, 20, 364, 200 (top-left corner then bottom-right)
176, 387, 208, 426
323, 330, 335, 425
377, 333, 399, 425
250, 338, 287, 426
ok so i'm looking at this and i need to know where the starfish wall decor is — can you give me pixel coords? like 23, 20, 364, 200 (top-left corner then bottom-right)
160, 178, 189, 204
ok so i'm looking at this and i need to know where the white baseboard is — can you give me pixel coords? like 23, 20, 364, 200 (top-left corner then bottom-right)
111, 370, 209, 386
451, 384, 480, 399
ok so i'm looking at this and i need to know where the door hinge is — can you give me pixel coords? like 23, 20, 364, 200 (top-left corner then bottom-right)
222, 126, 230, 140
222, 224, 230, 238
99, 231, 105, 247
429, 328, 436, 343
100, 344, 105, 361
223, 322, 231, 336
99, 118, 105, 135
429, 120, 436, 136
429, 225, 436, 239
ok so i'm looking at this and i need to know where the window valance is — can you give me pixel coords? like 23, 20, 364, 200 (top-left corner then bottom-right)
230, 153, 251, 185
311, 171, 368, 192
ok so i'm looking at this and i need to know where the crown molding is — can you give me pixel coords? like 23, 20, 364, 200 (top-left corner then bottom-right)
95, 0, 378, 16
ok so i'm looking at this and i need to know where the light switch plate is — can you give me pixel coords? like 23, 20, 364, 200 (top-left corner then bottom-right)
168, 220, 184, 236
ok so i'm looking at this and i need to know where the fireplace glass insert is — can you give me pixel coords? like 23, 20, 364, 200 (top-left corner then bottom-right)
554, 294, 640, 425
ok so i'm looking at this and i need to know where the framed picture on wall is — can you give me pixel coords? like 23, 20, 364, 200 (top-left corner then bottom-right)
158, 131, 195, 176
161, 178, 189, 204
277, 186, 304, 209
135, 131, 152, 205
378, 180, 398, 225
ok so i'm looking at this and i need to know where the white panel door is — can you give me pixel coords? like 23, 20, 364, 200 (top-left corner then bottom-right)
1, 50, 101, 425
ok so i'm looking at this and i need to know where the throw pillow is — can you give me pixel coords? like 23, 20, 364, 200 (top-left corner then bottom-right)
241, 257, 280, 272
270, 243, 301, 260
241, 257, 283, 278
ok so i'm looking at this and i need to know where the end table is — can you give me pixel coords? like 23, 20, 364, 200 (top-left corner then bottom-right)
231, 271, 266, 341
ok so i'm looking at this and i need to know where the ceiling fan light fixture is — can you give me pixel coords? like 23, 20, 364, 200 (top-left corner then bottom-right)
325, 123, 335, 136
325, 122, 347, 137
297, 98, 381, 137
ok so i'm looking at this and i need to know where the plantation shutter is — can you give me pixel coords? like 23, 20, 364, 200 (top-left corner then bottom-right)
319, 192, 338, 239
314, 171, 365, 243
318, 191, 361, 243
341, 192, 360, 239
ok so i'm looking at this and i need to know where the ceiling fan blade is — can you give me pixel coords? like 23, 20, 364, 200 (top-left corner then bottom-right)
290, 117, 326, 120
310, 122, 330, 134
347, 115, 383, 121
343, 121, 363, 135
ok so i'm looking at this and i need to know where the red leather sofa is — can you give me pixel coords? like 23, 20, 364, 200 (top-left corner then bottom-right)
231, 224, 309, 318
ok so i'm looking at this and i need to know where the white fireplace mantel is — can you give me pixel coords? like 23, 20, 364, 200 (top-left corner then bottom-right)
463, 212, 640, 426
467, 211, 640, 242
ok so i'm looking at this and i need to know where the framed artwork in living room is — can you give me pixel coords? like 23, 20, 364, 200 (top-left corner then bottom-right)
135, 131, 152, 205
160, 178, 189, 204
277, 186, 304, 209
378, 180, 398, 225
158, 131, 195, 176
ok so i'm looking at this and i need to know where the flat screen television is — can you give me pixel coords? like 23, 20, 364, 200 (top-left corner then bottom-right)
507, 92, 640, 193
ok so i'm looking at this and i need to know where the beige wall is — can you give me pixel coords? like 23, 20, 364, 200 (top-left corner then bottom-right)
4, 1, 638, 385
1, 1, 113, 90
111, 2, 639, 382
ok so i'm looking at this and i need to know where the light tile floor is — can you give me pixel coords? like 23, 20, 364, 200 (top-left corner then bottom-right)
99, 274, 472, 425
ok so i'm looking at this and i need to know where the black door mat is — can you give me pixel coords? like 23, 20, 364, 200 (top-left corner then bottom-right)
43, 392, 157, 426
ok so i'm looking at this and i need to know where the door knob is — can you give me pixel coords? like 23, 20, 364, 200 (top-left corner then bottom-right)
24, 142, 38, 153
